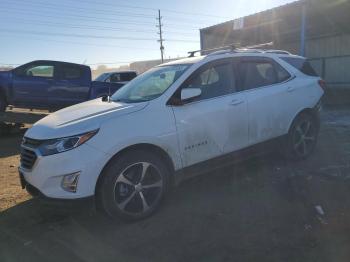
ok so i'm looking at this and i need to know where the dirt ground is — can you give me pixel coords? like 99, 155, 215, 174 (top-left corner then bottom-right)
1, 107, 350, 262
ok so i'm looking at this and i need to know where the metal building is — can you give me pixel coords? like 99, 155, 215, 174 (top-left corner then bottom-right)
200, 0, 350, 97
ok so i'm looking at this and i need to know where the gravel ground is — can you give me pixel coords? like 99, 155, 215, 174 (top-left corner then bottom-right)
0, 107, 350, 262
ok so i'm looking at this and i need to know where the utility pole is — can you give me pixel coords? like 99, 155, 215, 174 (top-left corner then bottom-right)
300, 2, 307, 56
157, 9, 164, 63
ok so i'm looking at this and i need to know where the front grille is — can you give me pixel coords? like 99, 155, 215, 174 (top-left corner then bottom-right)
20, 147, 37, 170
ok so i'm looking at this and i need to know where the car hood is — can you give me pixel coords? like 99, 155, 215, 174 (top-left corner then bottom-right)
25, 98, 148, 140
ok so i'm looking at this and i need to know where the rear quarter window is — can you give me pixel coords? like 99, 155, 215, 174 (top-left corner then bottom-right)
280, 57, 318, 77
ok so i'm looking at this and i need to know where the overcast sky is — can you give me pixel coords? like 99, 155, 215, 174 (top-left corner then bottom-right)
0, 0, 296, 67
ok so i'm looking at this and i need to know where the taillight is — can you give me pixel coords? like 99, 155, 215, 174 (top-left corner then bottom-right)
318, 79, 327, 91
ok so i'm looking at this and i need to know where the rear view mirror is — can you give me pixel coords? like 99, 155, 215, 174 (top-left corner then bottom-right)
181, 88, 202, 102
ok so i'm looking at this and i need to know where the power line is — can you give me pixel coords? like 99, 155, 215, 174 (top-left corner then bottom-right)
2, 0, 155, 19
62, 0, 232, 19
2, 17, 158, 34
1, 16, 199, 37
0, 7, 156, 26
0, 6, 215, 30
0, 33, 159, 50
5, 0, 226, 23
1, 33, 193, 56
0, 29, 199, 43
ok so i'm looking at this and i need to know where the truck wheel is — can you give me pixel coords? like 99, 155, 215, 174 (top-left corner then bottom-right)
0, 95, 6, 112
97, 150, 170, 221
285, 113, 319, 160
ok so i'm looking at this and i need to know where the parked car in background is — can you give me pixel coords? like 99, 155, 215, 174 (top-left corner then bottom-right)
95, 71, 137, 84
0, 60, 127, 111
19, 49, 324, 220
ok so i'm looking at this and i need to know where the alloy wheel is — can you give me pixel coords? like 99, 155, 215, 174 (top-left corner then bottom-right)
113, 162, 164, 215
292, 119, 316, 157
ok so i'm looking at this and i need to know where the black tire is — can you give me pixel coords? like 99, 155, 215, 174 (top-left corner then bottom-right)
0, 94, 6, 112
97, 150, 170, 221
285, 113, 319, 160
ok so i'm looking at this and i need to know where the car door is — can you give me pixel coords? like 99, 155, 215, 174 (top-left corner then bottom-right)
170, 58, 249, 168
237, 56, 293, 145
12, 62, 55, 107
48, 63, 91, 108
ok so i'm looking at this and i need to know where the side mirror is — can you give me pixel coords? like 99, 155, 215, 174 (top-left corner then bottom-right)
101, 95, 109, 102
181, 88, 202, 102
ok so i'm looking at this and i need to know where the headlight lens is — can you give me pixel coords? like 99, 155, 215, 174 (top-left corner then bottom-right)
38, 130, 98, 156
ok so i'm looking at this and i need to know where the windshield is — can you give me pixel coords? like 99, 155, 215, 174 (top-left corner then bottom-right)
111, 64, 190, 103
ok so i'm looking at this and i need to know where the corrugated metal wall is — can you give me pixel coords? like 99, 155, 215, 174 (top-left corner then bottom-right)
200, 0, 350, 88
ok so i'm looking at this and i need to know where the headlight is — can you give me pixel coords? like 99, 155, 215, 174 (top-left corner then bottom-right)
38, 130, 99, 156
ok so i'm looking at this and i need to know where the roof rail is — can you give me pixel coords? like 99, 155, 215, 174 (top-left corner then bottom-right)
188, 44, 237, 57
187, 42, 292, 58
188, 42, 275, 57
264, 50, 291, 55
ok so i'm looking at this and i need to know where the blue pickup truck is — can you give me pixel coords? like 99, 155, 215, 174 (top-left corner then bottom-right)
0, 60, 126, 111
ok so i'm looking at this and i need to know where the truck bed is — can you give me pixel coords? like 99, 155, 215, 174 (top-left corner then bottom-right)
0, 109, 49, 124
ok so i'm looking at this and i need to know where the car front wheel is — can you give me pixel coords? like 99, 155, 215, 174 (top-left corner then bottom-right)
97, 150, 170, 220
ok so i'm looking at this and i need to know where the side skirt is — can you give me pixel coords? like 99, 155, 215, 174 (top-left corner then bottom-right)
174, 135, 287, 185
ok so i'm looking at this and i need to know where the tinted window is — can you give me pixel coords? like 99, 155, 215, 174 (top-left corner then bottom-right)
239, 60, 290, 90
120, 72, 137, 82
239, 61, 276, 90
110, 74, 121, 83
62, 65, 82, 79
280, 57, 318, 76
183, 62, 233, 101
110, 72, 137, 82
275, 63, 291, 82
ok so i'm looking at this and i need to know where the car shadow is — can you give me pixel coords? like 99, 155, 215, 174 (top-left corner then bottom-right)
3, 154, 348, 262
0, 128, 26, 158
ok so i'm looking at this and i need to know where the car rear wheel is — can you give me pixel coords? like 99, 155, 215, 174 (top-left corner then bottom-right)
97, 150, 170, 221
285, 113, 319, 160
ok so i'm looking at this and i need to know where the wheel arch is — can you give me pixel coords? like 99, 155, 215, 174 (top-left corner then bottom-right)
95, 143, 176, 196
287, 107, 320, 133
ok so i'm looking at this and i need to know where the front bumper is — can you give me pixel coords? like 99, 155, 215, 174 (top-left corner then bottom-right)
19, 143, 111, 199
19, 172, 94, 207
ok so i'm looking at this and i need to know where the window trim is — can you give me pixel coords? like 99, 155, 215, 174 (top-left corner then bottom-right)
167, 58, 236, 106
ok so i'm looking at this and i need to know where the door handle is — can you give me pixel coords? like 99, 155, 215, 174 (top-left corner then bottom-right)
287, 86, 295, 93
229, 99, 244, 106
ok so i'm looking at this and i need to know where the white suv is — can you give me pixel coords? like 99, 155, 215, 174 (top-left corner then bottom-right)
19, 50, 324, 220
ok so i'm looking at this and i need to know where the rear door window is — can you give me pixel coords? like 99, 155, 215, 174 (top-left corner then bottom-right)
62, 65, 83, 79
280, 57, 318, 76
239, 58, 291, 90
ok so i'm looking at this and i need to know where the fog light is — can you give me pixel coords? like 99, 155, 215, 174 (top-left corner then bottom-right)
61, 172, 80, 193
